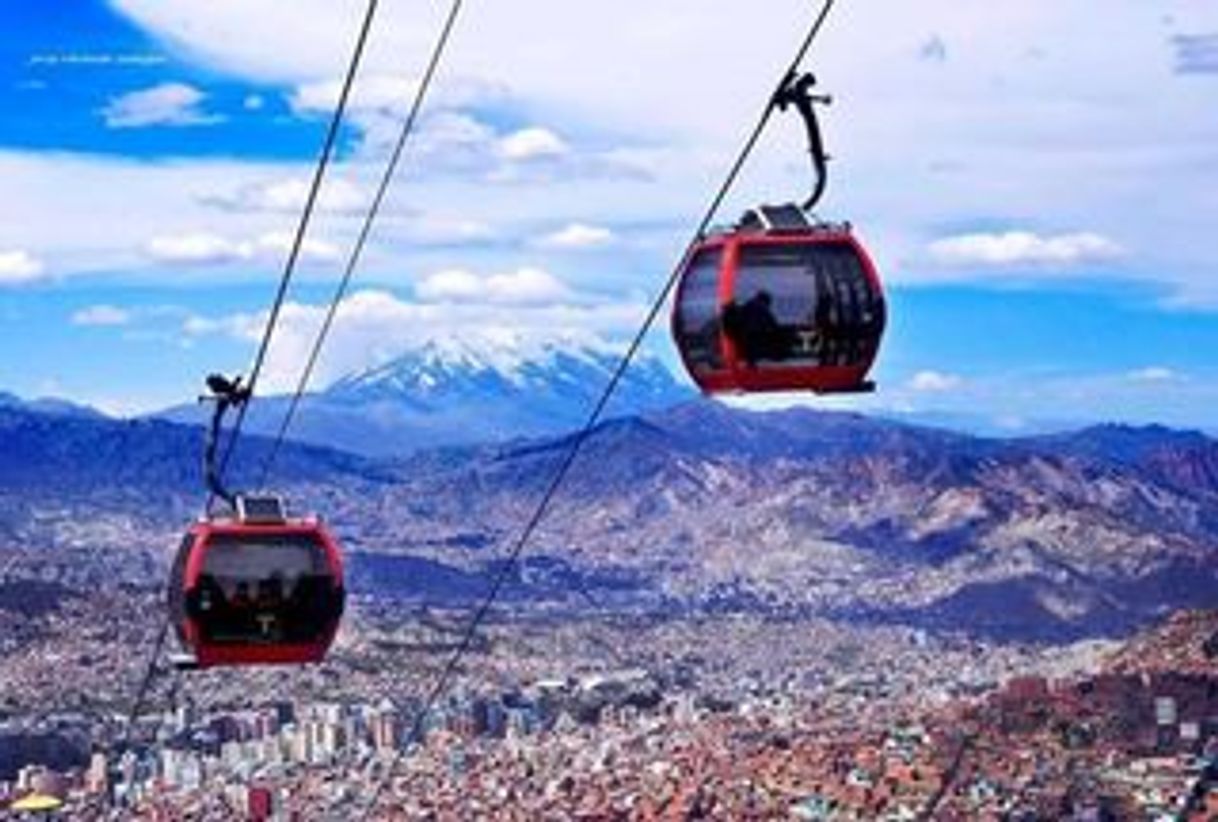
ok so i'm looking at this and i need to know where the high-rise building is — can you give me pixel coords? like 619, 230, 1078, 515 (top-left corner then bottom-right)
273, 701, 295, 727
1154, 696, 1178, 726
220, 740, 243, 769
160, 749, 182, 787
289, 725, 312, 764
255, 709, 278, 740
483, 700, 507, 738
372, 705, 399, 753
308, 720, 326, 763
85, 752, 108, 796
174, 702, 195, 734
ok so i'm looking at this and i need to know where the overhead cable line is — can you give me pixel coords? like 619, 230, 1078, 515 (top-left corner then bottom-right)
360, 1, 838, 815
211, 0, 382, 505
259, 0, 466, 486
119, 618, 169, 751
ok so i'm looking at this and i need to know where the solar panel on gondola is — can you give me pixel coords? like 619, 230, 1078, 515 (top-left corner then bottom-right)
670, 72, 886, 395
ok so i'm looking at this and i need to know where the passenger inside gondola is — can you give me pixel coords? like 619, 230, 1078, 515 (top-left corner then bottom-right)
187, 533, 339, 644
723, 290, 793, 366
231, 581, 253, 611
731, 242, 883, 369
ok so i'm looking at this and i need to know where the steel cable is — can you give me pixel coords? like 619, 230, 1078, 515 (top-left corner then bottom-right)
258, 0, 466, 488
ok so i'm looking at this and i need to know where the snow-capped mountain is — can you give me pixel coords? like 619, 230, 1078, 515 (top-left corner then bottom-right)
156, 334, 692, 457
330, 334, 678, 406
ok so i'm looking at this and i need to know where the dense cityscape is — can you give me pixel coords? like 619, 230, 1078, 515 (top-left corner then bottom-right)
2, 586, 1216, 819
5, 394, 1218, 818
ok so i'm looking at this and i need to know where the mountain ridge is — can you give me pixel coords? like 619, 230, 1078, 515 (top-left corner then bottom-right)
3, 400, 1216, 641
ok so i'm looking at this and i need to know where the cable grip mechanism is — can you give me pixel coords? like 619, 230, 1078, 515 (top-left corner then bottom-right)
199, 374, 250, 510
771, 71, 833, 212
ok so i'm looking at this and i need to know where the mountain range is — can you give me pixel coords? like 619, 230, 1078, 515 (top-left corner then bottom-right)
0, 391, 104, 421
154, 337, 691, 456
2, 394, 1216, 642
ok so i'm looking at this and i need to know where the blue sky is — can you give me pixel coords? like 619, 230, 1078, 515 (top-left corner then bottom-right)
1, 0, 1217, 431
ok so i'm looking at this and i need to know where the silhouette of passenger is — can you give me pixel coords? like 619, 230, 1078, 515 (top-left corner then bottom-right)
194, 574, 224, 614
191, 574, 228, 641
256, 576, 285, 611
227, 581, 255, 638
724, 290, 791, 366
231, 581, 253, 610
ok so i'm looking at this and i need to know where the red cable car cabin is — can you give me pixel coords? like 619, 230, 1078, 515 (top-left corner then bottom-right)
672, 205, 885, 395
168, 496, 344, 668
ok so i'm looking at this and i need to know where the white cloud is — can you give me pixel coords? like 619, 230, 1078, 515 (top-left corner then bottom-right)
295, 70, 648, 184
1171, 33, 1218, 74
243, 94, 265, 111
289, 74, 514, 167
181, 314, 228, 337
906, 370, 963, 392
292, 83, 622, 184
397, 215, 494, 246
0, 250, 46, 284
412, 116, 645, 184
71, 305, 132, 326
253, 231, 341, 263
100, 82, 221, 128
145, 232, 247, 265
1126, 366, 1180, 383
416, 267, 571, 305
290, 73, 416, 116
201, 176, 367, 215
919, 35, 948, 63
497, 127, 569, 161
144, 230, 339, 265
291, 70, 508, 115
11, 1, 1218, 305
536, 223, 615, 250
928, 231, 1123, 268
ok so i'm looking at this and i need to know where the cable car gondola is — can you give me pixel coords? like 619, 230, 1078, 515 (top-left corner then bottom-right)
671, 72, 886, 395
168, 375, 345, 668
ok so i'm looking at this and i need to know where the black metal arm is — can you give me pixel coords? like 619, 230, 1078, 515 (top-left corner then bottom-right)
200, 374, 250, 511
772, 71, 833, 211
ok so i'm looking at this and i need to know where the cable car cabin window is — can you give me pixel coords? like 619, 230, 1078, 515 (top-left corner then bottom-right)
729, 242, 881, 368
674, 248, 725, 373
168, 533, 195, 632
191, 533, 339, 645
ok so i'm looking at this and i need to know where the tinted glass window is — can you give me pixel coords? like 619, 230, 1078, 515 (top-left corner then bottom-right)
191, 533, 340, 645
728, 242, 883, 367
168, 533, 195, 629
674, 248, 725, 372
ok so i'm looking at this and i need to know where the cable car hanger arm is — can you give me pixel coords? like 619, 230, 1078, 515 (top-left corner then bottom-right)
200, 373, 251, 510
771, 70, 832, 212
